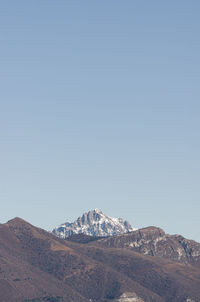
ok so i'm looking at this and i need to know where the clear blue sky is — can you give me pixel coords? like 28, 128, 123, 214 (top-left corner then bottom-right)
1, 1, 200, 241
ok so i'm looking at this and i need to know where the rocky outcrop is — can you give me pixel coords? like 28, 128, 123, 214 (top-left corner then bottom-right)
114, 292, 144, 302
93, 226, 200, 265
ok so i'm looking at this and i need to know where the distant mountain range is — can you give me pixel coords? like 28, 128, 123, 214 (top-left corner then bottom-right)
53, 209, 200, 265
0, 210, 200, 301
52, 209, 136, 238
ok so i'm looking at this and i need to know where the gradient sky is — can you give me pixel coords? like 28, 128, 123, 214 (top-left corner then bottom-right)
1, 1, 200, 241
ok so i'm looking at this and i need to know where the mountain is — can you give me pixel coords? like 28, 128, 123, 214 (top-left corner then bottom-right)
0, 218, 89, 302
53, 209, 200, 266
52, 209, 135, 238
90, 226, 200, 265
1, 217, 200, 301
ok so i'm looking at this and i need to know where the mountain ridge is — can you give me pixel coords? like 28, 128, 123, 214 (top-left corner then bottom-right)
88, 225, 200, 266
52, 209, 200, 266
0, 216, 200, 301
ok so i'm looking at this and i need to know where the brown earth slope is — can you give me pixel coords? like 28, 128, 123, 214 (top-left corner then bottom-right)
0, 218, 200, 302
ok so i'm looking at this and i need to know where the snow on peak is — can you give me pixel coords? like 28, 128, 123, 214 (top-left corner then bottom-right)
52, 209, 136, 239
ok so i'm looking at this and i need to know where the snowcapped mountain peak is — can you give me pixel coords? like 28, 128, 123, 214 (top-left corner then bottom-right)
52, 209, 136, 238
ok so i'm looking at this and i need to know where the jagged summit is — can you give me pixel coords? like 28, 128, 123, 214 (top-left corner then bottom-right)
52, 209, 136, 238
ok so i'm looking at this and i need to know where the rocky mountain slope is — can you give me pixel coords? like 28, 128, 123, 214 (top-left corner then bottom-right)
53, 209, 135, 238
89, 226, 200, 265
0, 217, 200, 301
53, 209, 200, 266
